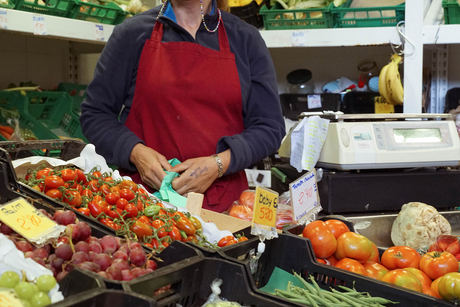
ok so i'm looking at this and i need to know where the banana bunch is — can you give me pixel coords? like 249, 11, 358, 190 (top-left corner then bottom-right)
378, 54, 404, 105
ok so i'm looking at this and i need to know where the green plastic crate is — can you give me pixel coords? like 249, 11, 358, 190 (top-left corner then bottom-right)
14, 0, 73, 17
0, 91, 58, 142
332, 0, 405, 28
68, 0, 126, 25
57, 82, 87, 115
259, 3, 333, 30
443, 0, 460, 24
24, 91, 87, 142
0, 0, 15, 9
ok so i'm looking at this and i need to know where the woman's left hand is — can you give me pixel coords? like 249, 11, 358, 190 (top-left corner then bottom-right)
170, 156, 219, 195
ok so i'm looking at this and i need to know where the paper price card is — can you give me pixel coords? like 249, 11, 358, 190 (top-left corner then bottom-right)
0, 10, 7, 30
289, 170, 321, 222
252, 186, 278, 228
95, 24, 105, 41
0, 197, 58, 243
291, 31, 307, 47
32, 15, 46, 35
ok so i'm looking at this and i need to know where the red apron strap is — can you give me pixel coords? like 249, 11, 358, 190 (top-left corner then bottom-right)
150, 20, 163, 41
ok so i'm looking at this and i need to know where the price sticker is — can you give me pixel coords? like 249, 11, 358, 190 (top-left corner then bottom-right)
0, 10, 7, 30
291, 31, 307, 47
308, 94, 322, 109
95, 24, 105, 41
32, 15, 46, 35
252, 186, 278, 228
0, 197, 58, 242
289, 170, 320, 222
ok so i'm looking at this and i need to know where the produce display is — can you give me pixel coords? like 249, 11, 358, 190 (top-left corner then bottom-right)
300, 215, 460, 304
0, 208, 156, 282
21, 166, 223, 251
270, 0, 345, 11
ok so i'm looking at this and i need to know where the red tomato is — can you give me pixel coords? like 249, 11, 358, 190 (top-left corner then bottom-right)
105, 192, 120, 205
381, 269, 423, 293
75, 169, 87, 184
106, 209, 119, 219
119, 180, 138, 192
81, 189, 93, 199
63, 190, 82, 207
302, 220, 337, 259
92, 171, 102, 178
335, 258, 366, 275
324, 219, 350, 239
364, 262, 389, 280
124, 203, 138, 218
88, 202, 103, 218
77, 207, 90, 216
152, 219, 167, 238
218, 235, 236, 247
87, 179, 100, 193
136, 200, 145, 212
103, 176, 113, 182
36, 167, 53, 179
131, 220, 153, 239
419, 251, 458, 280
99, 184, 111, 196
405, 267, 432, 295
335, 232, 377, 263
100, 218, 119, 230
45, 188, 62, 199
169, 225, 182, 241
238, 190, 255, 209
119, 188, 135, 201
44, 175, 65, 189
61, 168, 77, 182
381, 246, 421, 270
116, 198, 128, 210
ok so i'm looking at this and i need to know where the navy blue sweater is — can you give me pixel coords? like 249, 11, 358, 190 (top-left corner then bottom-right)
80, 3, 285, 174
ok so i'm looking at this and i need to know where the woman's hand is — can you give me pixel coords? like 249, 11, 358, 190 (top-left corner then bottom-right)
171, 150, 231, 195
130, 143, 171, 190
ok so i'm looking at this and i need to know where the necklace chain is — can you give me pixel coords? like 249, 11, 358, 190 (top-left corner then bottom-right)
158, 0, 220, 33
200, 0, 221, 33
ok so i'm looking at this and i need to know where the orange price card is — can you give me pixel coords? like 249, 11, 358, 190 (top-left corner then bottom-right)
252, 186, 278, 228
0, 197, 58, 243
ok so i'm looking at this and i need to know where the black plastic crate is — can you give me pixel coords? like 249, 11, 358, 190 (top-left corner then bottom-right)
51, 288, 156, 307
230, 0, 264, 28
341, 91, 403, 114
280, 93, 341, 120
124, 257, 290, 307
220, 233, 453, 306
0, 139, 85, 160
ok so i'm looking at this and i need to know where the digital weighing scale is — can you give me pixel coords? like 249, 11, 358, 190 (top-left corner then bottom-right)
312, 113, 460, 170
276, 113, 460, 214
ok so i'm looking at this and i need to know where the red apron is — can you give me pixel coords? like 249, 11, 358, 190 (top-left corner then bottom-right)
124, 18, 248, 212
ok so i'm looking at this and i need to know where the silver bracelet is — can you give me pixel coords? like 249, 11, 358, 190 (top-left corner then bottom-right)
213, 154, 224, 178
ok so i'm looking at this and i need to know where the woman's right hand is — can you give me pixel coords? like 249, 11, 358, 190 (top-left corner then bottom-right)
129, 143, 171, 190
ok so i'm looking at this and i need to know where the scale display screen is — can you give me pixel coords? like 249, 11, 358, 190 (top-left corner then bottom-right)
393, 128, 442, 144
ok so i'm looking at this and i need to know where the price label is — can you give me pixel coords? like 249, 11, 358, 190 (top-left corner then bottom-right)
0, 10, 7, 30
32, 15, 46, 35
252, 186, 278, 227
289, 170, 320, 222
0, 290, 23, 307
0, 197, 57, 242
95, 24, 105, 41
308, 94, 322, 109
291, 31, 307, 47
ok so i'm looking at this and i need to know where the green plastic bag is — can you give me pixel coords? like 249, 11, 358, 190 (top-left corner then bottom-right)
153, 158, 187, 208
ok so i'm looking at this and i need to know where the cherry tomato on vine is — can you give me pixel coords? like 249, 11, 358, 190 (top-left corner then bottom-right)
105, 192, 120, 206
131, 220, 153, 239
87, 179, 100, 193
116, 198, 128, 210
45, 188, 62, 199
63, 190, 82, 207
36, 167, 53, 179
61, 168, 77, 182
169, 225, 182, 241
218, 235, 237, 247
92, 171, 102, 178
99, 184, 111, 196
124, 203, 138, 218
119, 188, 135, 201
81, 189, 93, 198
77, 207, 90, 216
75, 169, 87, 184
44, 175, 65, 189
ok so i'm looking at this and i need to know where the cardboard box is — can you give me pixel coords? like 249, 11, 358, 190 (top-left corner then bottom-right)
200, 209, 251, 233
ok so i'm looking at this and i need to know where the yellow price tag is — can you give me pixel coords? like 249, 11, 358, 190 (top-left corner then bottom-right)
252, 186, 278, 228
0, 197, 57, 242
0, 290, 23, 307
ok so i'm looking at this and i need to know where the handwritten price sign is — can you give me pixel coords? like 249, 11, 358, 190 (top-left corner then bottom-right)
252, 186, 278, 227
0, 198, 57, 242
289, 170, 320, 222
0, 290, 23, 307
32, 15, 46, 35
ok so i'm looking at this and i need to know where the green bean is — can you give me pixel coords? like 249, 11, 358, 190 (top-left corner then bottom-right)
275, 289, 306, 300
329, 290, 372, 307
361, 296, 399, 305
308, 275, 326, 299
294, 273, 318, 295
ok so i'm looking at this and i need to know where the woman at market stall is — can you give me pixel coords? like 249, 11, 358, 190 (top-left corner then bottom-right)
80, 0, 285, 212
